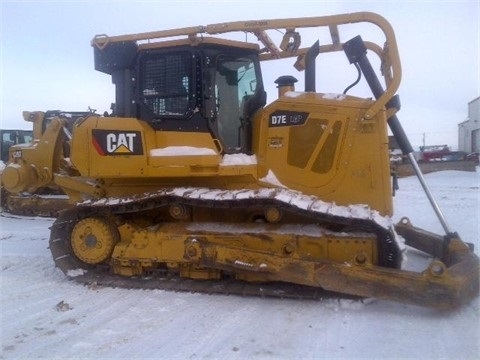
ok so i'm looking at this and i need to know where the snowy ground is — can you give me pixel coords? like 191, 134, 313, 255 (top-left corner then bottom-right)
1, 170, 479, 359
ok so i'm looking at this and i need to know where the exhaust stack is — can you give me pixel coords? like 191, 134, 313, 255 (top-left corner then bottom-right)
274, 75, 298, 98
305, 40, 320, 92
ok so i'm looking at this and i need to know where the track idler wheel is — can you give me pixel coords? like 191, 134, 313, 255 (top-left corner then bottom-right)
70, 217, 118, 264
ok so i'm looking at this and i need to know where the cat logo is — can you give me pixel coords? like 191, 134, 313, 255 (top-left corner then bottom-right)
92, 130, 143, 156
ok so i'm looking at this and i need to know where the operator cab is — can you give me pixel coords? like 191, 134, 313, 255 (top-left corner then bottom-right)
94, 38, 266, 154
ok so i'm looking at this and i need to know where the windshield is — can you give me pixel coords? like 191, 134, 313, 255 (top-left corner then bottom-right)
215, 55, 258, 152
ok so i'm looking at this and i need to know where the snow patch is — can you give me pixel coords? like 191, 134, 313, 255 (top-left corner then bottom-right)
324, 298, 369, 311
283, 91, 303, 98
283, 91, 347, 101
220, 153, 257, 166
67, 268, 87, 277
150, 146, 217, 157
234, 260, 254, 268
187, 222, 370, 238
322, 93, 347, 100
260, 170, 287, 188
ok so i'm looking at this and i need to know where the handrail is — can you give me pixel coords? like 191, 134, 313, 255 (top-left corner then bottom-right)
91, 12, 401, 120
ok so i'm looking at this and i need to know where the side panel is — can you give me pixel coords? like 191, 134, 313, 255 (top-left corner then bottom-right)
70, 116, 222, 179
254, 94, 392, 215
71, 116, 152, 177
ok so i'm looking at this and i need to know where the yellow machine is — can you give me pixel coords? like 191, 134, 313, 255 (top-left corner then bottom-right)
2, 12, 478, 308
0, 111, 92, 216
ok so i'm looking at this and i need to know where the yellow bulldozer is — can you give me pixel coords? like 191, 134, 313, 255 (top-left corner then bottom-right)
2, 12, 478, 308
0, 111, 92, 216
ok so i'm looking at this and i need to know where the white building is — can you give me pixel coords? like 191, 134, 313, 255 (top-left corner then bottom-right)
458, 97, 480, 153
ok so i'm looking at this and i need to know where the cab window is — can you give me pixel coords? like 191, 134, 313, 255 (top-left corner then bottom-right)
215, 55, 258, 152
140, 52, 191, 117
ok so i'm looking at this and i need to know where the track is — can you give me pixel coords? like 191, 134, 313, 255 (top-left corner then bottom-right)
50, 187, 402, 300
1, 188, 71, 217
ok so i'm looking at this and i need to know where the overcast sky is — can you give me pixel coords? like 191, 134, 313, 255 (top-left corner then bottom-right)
1, 0, 478, 149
